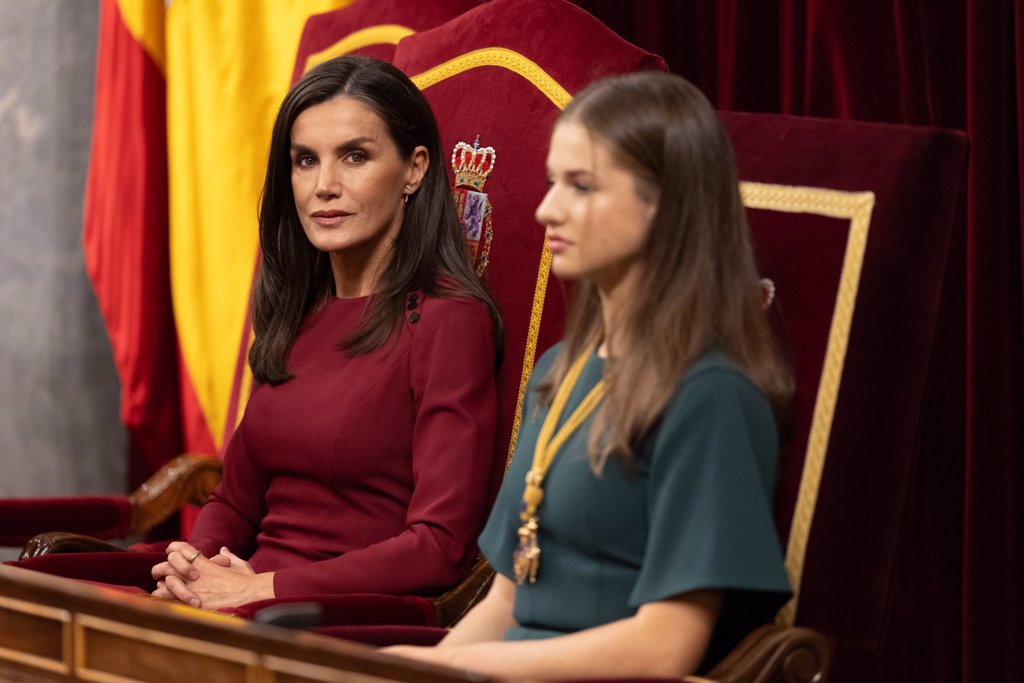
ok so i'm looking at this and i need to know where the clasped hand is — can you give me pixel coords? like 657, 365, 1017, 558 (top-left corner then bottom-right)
151, 541, 274, 610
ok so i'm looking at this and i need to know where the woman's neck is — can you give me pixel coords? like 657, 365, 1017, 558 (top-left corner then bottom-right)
595, 269, 641, 359
596, 300, 622, 359
329, 243, 393, 298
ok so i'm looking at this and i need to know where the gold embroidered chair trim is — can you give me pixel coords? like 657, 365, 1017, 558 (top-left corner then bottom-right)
411, 47, 573, 109
740, 182, 876, 625
302, 24, 415, 75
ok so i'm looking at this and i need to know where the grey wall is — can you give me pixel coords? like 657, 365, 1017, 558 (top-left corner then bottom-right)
0, 0, 126, 524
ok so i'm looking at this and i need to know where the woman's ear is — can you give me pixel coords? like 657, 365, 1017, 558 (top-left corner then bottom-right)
404, 145, 430, 195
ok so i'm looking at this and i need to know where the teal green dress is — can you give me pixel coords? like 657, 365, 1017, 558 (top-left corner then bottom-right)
478, 345, 791, 665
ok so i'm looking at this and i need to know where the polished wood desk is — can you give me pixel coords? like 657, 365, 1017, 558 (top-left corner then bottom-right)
0, 564, 497, 683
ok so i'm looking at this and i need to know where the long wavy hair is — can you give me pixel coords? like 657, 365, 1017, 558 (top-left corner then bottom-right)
537, 71, 793, 470
250, 55, 501, 385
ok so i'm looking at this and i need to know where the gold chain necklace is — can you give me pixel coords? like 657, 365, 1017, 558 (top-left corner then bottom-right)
513, 347, 606, 585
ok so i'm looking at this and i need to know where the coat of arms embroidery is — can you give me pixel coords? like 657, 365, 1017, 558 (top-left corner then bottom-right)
451, 135, 495, 275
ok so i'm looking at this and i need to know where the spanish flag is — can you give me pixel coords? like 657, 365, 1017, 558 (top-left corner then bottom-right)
84, 0, 351, 482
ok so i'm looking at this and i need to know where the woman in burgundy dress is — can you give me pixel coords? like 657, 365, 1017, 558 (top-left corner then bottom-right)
150, 56, 502, 610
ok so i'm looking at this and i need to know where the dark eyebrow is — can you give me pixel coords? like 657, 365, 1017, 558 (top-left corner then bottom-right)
334, 136, 376, 152
290, 137, 377, 155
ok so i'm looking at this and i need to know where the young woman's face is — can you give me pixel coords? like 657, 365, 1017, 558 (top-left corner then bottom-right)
535, 121, 657, 292
290, 96, 426, 258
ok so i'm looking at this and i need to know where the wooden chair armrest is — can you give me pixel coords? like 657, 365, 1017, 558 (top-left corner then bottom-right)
686, 624, 831, 683
432, 555, 495, 627
127, 453, 223, 535
20, 532, 126, 559
19, 454, 222, 560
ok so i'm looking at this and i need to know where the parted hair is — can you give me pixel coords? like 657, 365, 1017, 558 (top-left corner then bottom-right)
250, 55, 501, 385
537, 71, 793, 470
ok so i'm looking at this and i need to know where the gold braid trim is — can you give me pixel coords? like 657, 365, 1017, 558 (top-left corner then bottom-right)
411, 47, 573, 109
740, 182, 875, 626
302, 24, 414, 75
508, 244, 554, 467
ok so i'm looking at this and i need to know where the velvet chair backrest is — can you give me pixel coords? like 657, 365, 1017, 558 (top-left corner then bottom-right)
721, 111, 968, 681
390, 0, 666, 498
290, 0, 483, 83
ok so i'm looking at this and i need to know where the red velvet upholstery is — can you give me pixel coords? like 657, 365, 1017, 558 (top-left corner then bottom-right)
11, 551, 163, 590
226, 593, 438, 627
290, 0, 480, 82
392, 0, 666, 497
0, 496, 132, 547
720, 112, 968, 679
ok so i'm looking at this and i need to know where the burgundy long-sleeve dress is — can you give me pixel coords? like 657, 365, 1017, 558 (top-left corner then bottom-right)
189, 291, 498, 598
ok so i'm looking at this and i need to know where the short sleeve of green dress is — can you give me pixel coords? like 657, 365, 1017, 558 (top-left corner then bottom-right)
478, 344, 791, 664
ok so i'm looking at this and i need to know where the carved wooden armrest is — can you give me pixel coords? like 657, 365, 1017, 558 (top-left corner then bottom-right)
432, 554, 495, 627
19, 454, 222, 560
20, 533, 126, 559
127, 453, 223, 534
685, 624, 831, 683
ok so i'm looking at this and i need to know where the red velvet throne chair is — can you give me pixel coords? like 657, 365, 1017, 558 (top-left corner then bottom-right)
699, 112, 968, 683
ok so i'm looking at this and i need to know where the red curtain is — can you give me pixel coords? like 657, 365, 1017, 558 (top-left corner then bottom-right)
573, 1, 1023, 681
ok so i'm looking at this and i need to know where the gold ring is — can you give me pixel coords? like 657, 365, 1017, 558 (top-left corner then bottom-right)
186, 549, 201, 564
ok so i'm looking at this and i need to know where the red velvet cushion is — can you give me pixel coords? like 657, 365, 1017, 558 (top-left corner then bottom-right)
0, 496, 133, 546
226, 593, 438, 627
7, 551, 164, 591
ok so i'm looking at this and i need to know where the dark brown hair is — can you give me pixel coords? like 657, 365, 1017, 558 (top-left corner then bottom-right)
250, 55, 501, 384
538, 71, 793, 470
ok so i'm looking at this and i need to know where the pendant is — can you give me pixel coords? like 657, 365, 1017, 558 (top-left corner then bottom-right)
512, 516, 541, 585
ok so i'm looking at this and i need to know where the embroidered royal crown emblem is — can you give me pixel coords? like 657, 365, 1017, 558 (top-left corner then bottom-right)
451, 135, 496, 190
451, 135, 496, 275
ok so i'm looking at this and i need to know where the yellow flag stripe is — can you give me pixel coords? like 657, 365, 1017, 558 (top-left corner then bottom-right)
168, 0, 353, 449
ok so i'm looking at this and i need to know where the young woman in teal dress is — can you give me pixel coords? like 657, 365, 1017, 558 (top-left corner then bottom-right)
388, 70, 794, 679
